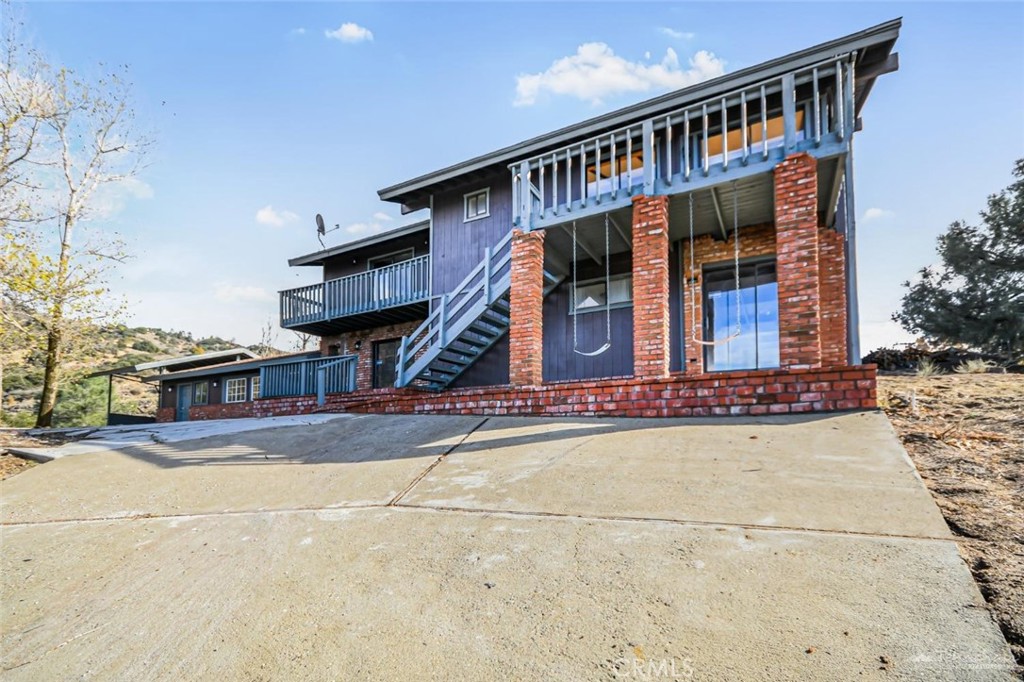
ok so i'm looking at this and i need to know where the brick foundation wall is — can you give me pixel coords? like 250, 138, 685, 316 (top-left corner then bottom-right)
509, 228, 545, 386
188, 402, 256, 421
818, 227, 848, 367
319, 319, 424, 390
252, 396, 319, 418
631, 195, 671, 379
156, 407, 175, 423
321, 365, 876, 418
774, 153, 822, 368
681, 223, 776, 374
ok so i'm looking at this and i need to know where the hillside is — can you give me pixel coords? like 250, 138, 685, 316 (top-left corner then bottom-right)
1, 325, 269, 427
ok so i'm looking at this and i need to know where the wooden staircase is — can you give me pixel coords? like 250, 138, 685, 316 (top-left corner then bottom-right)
395, 231, 562, 391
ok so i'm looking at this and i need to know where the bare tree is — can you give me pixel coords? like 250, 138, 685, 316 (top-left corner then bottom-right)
291, 331, 317, 352
0, 49, 148, 425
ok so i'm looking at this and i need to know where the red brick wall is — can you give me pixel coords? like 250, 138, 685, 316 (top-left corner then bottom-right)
156, 407, 175, 423
252, 396, 319, 418
509, 228, 545, 386
631, 195, 671, 379
818, 228, 848, 366
681, 222, 776, 374
774, 153, 822, 368
322, 365, 877, 418
187, 402, 255, 421
319, 319, 424, 390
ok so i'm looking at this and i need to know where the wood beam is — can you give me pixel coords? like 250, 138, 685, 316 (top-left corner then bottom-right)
825, 155, 846, 228
710, 187, 728, 241
608, 214, 632, 248
560, 224, 603, 265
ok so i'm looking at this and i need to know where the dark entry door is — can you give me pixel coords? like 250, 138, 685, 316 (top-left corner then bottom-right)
176, 384, 192, 421
373, 339, 400, 388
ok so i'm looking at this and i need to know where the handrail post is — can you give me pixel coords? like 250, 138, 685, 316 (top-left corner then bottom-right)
396, 336, 407, 387
316, 367, 326, 406
483, 246, 492, 303
439, 294, 448, 346
642, 119, 654, 194
782, 73, 797, 151
518, 161, 532, 231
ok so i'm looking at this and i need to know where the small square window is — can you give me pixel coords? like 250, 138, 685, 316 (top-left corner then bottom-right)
225, 377, 248, 403
571, 275, 632, 313
464, 188, 489, 222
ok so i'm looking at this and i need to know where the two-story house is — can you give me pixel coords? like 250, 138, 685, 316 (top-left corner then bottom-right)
263, 19, 900, 419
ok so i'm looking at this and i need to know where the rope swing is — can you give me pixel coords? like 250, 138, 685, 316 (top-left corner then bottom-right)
571, 215, 612, 357
689, 182, 743, 347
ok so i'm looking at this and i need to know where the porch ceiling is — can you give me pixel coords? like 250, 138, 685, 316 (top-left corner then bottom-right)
543, 154, 845, 271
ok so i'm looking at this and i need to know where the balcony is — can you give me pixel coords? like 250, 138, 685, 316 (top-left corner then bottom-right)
511, 56, 857, 231
280, 255, 430, 335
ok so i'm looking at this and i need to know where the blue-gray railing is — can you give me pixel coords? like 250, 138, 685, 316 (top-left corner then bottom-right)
395, 230, 513, 387
511, 54, 856, 229
280, 255, 430, 327
259, 355, 357, 399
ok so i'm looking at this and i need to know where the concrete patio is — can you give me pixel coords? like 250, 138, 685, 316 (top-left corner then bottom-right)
0, 412, 1016, 680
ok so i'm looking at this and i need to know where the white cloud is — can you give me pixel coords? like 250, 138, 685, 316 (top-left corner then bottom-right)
862, 207, 894, 222
659, 27, 695, 40
372, 211, 393, 222
514, 43, 725, 106
289, 28, 306, 37
214, 283, 276, 304
87, 176, 154, 219
344, 221, 385, 236
255, 204, 299, 228
325, 22, 373, 43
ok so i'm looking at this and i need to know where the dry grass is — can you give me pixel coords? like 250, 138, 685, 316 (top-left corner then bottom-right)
0, 453, 35, 480
879, 373, 1023, 669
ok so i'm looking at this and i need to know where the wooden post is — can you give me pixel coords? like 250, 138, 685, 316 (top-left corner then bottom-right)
107, 374, 114, 426
642, 119, 655, 194
782, 73, 797, 152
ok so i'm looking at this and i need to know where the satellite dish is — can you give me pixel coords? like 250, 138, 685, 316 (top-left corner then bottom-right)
315, 213, 326, 235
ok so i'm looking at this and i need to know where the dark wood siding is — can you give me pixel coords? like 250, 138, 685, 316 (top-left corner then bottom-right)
450, 334, 510, 388
322, 230, 430, 281
430, 173, 513, 299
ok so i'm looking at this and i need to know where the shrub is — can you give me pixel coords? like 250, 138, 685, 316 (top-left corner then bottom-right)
916, 358, 943, 377
954, 358, 997, 374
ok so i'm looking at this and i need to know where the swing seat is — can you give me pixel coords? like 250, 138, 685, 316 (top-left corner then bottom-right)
573, 342, 611, 357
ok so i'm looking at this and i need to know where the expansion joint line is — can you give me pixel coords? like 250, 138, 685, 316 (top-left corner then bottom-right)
386, 417, 490, 507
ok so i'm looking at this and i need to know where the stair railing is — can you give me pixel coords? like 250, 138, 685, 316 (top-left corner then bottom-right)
395, 229, 514, 387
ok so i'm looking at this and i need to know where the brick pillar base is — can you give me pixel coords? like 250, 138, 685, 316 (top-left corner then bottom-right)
818, 227, 848, 366
509, 228, 545, 386
774, 153, 822, 368
632, 195, 671, 379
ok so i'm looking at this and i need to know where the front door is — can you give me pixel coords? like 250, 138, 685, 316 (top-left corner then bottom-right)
175, 383, 192, 421
373, 339, 400, 388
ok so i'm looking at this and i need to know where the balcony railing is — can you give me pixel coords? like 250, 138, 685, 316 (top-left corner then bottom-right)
511, 55, 856, 229
280, 255, 430, 328
260, 355, 357, 400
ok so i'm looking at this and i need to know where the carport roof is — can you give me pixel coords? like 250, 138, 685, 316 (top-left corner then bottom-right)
86, 348, 260, 379
143, 351, 321, 384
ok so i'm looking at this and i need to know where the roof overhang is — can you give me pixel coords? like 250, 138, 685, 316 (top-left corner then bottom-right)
86, 347, 260, 378
288, 220, 430, 267
377, 18, 901, 211
144, 352, 321, 383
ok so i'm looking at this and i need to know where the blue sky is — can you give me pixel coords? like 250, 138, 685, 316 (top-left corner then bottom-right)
21, 2, 1024, 353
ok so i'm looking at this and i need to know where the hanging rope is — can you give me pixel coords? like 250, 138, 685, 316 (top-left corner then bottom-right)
572, 215, 612, 357
689, 181, 743, 347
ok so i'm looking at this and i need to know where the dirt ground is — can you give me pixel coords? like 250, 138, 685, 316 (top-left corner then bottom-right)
0, 429, 82, 481
878, 373, 1023, 669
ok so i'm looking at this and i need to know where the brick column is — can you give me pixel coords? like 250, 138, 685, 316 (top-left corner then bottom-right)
818, 227, 848, 367
632, 195, 671, 379
509, 228, 545, 386
774, 153, 822, 368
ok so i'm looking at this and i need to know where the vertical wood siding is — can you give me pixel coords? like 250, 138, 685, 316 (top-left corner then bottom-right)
430, 174, 513, 299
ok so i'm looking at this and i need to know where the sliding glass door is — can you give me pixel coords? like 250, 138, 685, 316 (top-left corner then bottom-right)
702, 260, 780, 371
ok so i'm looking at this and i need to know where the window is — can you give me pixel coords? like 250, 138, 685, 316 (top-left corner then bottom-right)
702, 260, 779, 372
192, 381, 209, 406
225, 377, 248, 403
586, 148, 649, 200
368, 248, 415, 270
571, 274, 632, 314
250, 375, 260, 400
464, 188, 489, 222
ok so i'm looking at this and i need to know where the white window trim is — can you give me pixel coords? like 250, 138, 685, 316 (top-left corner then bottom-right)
224, 377, 248, 403
463, 188, 490, 223
570, 273, 633, 315
250, 375, 260, 400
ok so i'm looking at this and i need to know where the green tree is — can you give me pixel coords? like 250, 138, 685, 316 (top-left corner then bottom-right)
894, 159, 1024, 362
